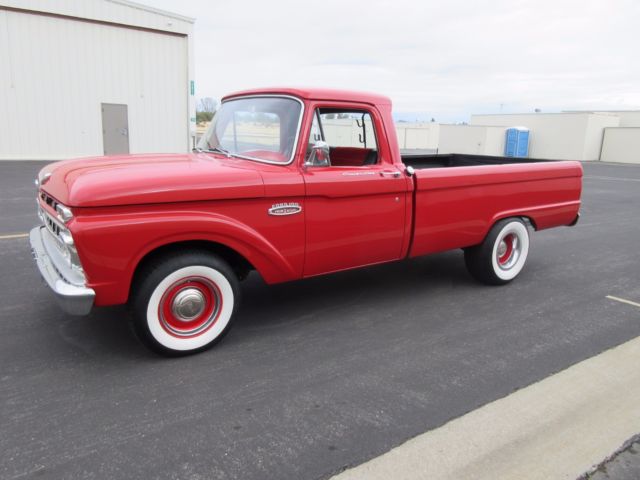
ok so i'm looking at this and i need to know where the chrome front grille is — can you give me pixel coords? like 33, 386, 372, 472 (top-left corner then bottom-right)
40, 191, 59, 212
43, 210, 63, 237
37, 194, 65, 248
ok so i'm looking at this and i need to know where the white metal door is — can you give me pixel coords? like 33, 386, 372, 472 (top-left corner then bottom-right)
101, 103, 130, 155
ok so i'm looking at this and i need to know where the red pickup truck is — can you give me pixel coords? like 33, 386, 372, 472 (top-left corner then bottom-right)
30, 88, 582, 355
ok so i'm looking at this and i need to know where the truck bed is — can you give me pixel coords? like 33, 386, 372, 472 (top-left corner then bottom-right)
405, 154, 583, 259
401, 153, 554, 169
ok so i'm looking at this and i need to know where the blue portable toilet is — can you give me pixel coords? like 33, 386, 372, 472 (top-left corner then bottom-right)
504, 127, 530, 157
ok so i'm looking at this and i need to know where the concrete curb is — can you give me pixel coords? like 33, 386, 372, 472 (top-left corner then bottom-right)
331, 336, 640, 480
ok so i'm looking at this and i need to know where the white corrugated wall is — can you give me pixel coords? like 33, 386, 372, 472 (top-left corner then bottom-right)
0, 2, 193, 160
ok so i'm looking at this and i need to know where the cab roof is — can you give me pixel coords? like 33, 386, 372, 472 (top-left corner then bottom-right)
222, 87, 392, 106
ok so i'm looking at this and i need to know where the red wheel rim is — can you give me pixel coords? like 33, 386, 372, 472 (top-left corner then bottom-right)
498, 234, 515, 265
158, 277, 222, 338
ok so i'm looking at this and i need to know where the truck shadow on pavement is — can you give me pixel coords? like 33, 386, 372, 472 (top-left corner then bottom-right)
42, 250, 474, 359
49, 305, 147, 359
233, 250, 472, 331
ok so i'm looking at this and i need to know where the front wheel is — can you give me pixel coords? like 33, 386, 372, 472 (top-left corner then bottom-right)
131, 252, 240, 356
464, 218, 530, 285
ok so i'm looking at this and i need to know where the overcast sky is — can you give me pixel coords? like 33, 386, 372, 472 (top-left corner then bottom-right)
144, 0, 639, 122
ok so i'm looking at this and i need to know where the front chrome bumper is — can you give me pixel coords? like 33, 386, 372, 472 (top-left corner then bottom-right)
29, 226, 95, 316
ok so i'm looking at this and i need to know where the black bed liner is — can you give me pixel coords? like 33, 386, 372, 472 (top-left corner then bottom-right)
401, 153, 555, 169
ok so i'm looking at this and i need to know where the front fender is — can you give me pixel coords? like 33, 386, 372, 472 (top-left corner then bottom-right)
72, 209, 301, 306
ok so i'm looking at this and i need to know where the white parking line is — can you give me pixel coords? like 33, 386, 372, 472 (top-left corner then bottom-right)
331, 336, 640, 480
0, 233, 29, 240
606, 295, 640, 309
584, 175, 640, 182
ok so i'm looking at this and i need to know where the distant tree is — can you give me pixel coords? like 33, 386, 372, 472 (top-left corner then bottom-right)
198, 97, 218, 114
196, 97, 218, 123
196, 111, 212, 123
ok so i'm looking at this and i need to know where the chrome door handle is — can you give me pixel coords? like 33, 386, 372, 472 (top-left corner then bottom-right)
380, 170, 401, 178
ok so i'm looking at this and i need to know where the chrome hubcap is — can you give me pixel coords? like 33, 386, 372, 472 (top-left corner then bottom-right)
496, 233, 520, 270
171, 288, 206, 321
497, 240, 508, 258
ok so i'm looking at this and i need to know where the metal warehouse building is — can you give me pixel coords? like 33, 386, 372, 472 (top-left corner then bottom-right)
395, 111, 640, 164
468, 111, 640, 163
0, 0, 195, 160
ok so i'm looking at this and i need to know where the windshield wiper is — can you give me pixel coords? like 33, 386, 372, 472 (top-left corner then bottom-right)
205, 142, 233, 158
209, 147, 232, 158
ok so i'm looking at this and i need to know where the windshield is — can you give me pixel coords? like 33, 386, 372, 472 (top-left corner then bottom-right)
197, 96, 303, 164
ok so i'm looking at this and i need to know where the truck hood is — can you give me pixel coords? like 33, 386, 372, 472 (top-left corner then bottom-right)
39, 153, 265, 207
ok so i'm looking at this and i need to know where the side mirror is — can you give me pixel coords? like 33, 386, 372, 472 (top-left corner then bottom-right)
305, 141, 331, 167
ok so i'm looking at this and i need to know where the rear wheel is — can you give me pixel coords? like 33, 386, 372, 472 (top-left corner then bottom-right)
464, 218, 530, 285
131, 252, 239, 356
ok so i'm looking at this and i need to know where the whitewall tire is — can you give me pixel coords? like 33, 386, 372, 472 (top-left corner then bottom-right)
131, 252, 239, 356
464, 218, 531, 285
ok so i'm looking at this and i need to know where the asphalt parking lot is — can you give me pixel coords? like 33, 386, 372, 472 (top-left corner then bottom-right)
1, 160, 639, 480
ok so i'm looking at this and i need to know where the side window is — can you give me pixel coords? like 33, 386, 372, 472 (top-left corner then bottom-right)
320, 111, 378, 151
305, 108, 379, 167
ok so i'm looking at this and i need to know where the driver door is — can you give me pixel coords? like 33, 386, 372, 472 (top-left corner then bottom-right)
302, 106, 409, 276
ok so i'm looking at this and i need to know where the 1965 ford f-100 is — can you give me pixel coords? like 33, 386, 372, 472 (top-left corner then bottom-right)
30, 88, 582, 355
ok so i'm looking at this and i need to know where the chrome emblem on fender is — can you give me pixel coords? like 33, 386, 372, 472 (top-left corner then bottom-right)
268, 202, 302, 216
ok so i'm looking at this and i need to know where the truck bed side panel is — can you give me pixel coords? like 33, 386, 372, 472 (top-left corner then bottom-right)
409, 161, 583, 257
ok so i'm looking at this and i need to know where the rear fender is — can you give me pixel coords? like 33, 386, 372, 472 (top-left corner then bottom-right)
488, 199, 581, 235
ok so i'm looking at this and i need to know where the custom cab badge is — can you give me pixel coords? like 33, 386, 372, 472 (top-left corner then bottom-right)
268, 202, 302, 216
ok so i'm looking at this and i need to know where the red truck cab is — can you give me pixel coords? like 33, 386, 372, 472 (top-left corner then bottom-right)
30, 88, 582, 355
